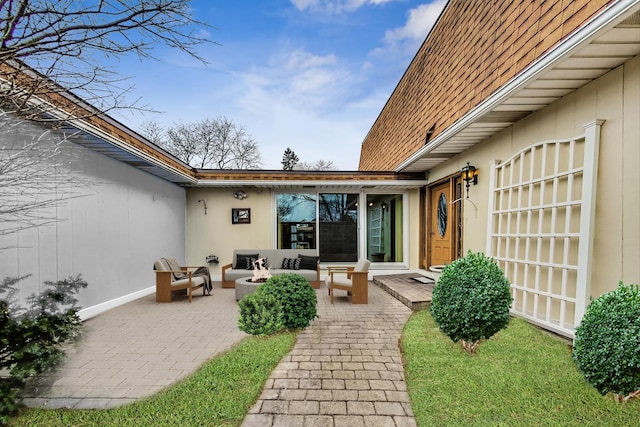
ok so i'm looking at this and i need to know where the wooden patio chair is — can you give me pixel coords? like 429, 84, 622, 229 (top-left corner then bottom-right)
153, 258, 206, 303
328, 258, 371, 304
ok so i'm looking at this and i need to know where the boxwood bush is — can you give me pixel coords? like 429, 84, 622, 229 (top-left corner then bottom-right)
430, 251, 512, 353
572, 282, 640, 401
257, 273, 317, 329
237, 292, 284, 336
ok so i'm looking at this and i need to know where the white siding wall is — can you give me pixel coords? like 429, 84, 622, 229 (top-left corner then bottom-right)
0, 119, 186, 318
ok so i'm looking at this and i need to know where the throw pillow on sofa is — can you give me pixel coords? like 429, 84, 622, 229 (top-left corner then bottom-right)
281, 257, 301, 270
234, 254, 259, 269
298, 254, 319, 270
248, 257, 269, 270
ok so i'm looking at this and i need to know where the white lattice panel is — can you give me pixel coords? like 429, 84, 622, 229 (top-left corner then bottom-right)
486, 121, 603, 338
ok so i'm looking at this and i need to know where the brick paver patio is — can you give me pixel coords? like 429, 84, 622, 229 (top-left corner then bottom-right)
22, 272, 436, 426
22, 283, 247, 409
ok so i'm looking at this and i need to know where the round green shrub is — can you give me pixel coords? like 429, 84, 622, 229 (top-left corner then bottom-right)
572, 282, 640, 399
237, 292, 285, 336
257, 273, 318, 329
430, 251, 512, 351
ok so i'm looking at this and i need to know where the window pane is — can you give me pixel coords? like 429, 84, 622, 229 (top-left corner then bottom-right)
277, 193, 316, 249
366, 194, 403, 262
318, 193, 358, 262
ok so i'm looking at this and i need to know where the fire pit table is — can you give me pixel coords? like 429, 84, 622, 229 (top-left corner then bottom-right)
235, 277, 264, 301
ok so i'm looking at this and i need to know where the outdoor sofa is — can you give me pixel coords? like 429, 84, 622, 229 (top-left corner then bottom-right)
222, 249, 321, 288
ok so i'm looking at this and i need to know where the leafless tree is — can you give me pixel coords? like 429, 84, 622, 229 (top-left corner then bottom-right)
0, 0, 213, 119
298, 159, 338, 171
0, 0, 214, 241
141, 117, 263, 169
139, 120, 166, 146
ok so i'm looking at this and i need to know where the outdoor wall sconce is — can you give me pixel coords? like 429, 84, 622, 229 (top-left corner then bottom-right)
234, 190, 247, 200
198, 199, 207, 215
461, 162, 478, 198
381, 201, 388, 211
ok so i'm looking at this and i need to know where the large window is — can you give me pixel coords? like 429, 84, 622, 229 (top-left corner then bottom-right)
276, 192, 359, 262
277, 193, 316, 249
276, 191, 404, 264
318, 193, 358, 262
366, 194, 403, 263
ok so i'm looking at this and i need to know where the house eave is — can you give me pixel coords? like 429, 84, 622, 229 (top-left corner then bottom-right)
395, 0, 640, 173
1, 62, 197, 185
192, 179, 429, 191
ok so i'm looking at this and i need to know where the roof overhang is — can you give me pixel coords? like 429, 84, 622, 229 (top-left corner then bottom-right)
55, 119, 197, 185
193, 179, 428, 190
396, 0, 640, 173
193, 169, 428, 190
1, 62, 198, 185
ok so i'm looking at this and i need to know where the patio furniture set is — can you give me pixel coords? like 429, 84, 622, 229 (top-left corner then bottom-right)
154, 250, 371, 304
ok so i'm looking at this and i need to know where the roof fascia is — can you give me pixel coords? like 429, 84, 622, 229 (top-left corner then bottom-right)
192, 179, 429, 189
29, 97, 197, 184
394, 0, 640, 172
66, 117, 198, 184
1, 61, 196, 182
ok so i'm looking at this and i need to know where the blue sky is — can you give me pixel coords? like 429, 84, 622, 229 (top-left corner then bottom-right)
116, 0, 447, 170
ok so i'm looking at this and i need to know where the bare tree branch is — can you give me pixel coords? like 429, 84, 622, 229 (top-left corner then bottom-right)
0, 0, 216, 119
141, 117, 263, 170
0, 113, 97, 239
0, 1, 217, 242
299, 159, 337, 171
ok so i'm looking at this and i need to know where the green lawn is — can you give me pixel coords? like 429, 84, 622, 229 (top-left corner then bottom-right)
10, 311, 640, 426
402, 311, 640, 426
9, 332, 297, 427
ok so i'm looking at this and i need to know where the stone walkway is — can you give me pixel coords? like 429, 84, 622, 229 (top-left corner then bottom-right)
242, 282, 414, 426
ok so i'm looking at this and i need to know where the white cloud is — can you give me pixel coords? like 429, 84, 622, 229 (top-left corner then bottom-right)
124, 44, 386, 170
224, 48, 389, 169
369, 0, 446, 60
290, 0, 319, 11
282, 50, 337, 70
243, 49, 352, 113
384, 1, 446, 42
290, 0, 397, 13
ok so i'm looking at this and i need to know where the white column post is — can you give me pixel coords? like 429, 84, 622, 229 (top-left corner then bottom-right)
485, 160, 500, 256
574, 119, 605, 330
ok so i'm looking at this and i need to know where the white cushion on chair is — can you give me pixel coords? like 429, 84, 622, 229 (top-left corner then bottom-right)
154, 259, 170, 271
354, 258, 370, 272
172, 276, 205, 287
331, 276, 353, 288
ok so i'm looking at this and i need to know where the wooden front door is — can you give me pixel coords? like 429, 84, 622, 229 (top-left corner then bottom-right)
430, 181, 454, 266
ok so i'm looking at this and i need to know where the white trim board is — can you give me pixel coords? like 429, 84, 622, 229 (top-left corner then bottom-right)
78, 286, 155, 321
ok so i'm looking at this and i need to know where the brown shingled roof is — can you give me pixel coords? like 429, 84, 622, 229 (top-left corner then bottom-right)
358, 0, 611, 171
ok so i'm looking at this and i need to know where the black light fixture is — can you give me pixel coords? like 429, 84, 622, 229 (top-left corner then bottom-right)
381, 201, 388, 211
197, 199, 208, 215
234, 190, 247, 200
461, 162, 478, 198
